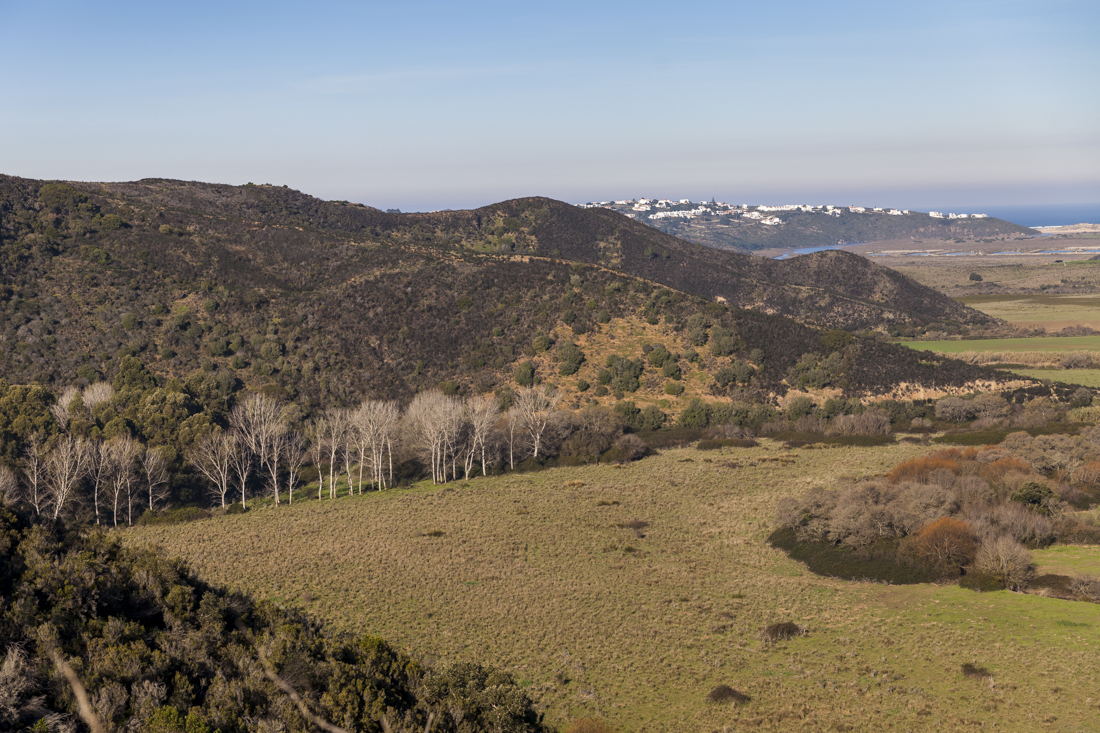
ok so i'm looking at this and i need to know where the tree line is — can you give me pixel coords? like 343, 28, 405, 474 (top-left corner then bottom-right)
0, 380, 648, 523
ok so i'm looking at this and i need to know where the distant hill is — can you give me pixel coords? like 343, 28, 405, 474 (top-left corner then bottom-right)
584, 200, 1037, 251
0, 175, 1006, 408
334, 195, 995, 331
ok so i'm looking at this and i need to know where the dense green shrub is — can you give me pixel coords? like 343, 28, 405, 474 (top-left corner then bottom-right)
959, 572, 1005, 592
1029, 573, 1075, 598
786, 396, 816, 420
0, 506, 549, 733
514, 361, 535, 387
763, 621, 804, 642
933, 430, 1010, 446
557, 341, 586, 376
696, 438, 758, 450
767, 527, 938, 584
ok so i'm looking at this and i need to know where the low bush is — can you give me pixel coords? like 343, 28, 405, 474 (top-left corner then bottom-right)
1029, 573, 1075, 598
696, 438, 758, 450
1070, 574, 1100, 602
972, 535, 1033, 589
602, 434, 648, 464
1055, 516, 1100, 543
913, 517, 977, 574
706, 685, 751, 705
635, 427, 705, 449
764, 431, 894, 447
763, 621, 804, 642
767, 528, 938, 584
934, 430, 1010, 446
959, 572, 1005, 592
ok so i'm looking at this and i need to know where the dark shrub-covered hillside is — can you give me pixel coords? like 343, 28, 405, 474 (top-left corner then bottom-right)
0, 501, 548, 733
0, 174, 1002, 410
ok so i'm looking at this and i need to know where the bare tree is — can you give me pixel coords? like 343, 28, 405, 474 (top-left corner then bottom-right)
306, 417, 329, 500
464, 395, 498, 478
229, 432, 252, 509
352, 400, 401, 490
82, 382, 114, 410
141, 446, 171, 515
104, 436, 140, 527
513, 385, 560, 459
46, 435, 90, 521
191, 432, 235, 509
0, 464, 17, 503
339, 412, 358, 497
50, 385, 81, 429
87, 439, 112, 525
405, 391, 457, 484
283, 431, 307, 503
19, 435, 48, 516
231, 394, 288, 506
502, 409, 523, 470
321, 410, 348, 498
439, 397, 465, 483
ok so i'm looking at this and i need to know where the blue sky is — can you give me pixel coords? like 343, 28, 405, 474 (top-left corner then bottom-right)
2, 0, 1097, 211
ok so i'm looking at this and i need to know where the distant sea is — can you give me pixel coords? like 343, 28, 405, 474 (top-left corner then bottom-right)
952, 203, 1100, 228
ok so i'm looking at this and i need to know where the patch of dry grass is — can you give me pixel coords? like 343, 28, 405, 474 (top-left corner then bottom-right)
124, 442, 1100, 732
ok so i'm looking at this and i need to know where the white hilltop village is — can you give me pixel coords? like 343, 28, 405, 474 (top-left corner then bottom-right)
579, 198, 987, 225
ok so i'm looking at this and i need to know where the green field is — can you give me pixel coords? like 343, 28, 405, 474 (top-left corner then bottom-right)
1010, 369, 1100, 387
904, 336, 1100, 353
1033, 545, 1100, 577
124, 444, 1100, 733
955, 294, 1100, 331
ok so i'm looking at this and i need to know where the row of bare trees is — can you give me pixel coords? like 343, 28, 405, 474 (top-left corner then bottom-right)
188, 385, 561, 508
2, 434, 169, 527
0, 385, 564, 522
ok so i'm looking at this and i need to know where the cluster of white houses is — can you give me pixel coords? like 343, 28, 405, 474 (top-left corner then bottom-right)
580, 198, 988, 224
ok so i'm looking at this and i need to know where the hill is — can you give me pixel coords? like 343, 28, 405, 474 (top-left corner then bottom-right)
47, 177, 994, 331
585, 199, 1038, 251
0, 174, 1006, 412
0, 503, 548, 732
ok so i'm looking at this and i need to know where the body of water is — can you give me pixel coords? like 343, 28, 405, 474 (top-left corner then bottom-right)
772, 244, 849, 259
957, 203, 1100, 228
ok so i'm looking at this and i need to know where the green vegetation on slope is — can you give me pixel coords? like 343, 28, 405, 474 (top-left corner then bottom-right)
0, 503, 548, 733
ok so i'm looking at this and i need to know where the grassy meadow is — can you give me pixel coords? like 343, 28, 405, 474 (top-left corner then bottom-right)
125, 444, 1100, 733
1010, 369, 1100, 388
954, 294, 1100, 332
904, 336, 1100, 354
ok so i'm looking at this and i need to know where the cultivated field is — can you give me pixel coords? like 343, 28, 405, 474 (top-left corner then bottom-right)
905, 337, 1100, 354
955, 294, 1100, 332
1010, 369, 1100, 388
125, 444, 1100, 733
